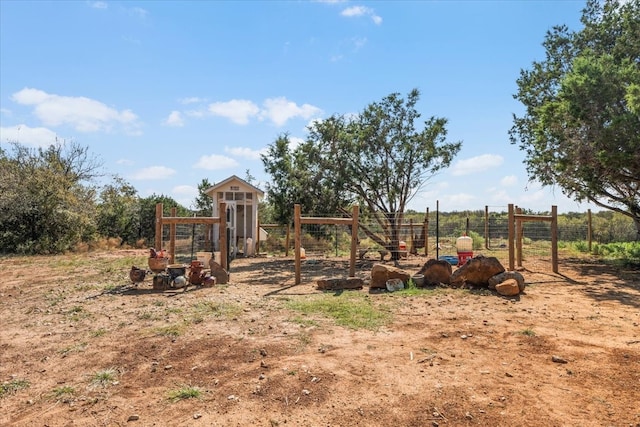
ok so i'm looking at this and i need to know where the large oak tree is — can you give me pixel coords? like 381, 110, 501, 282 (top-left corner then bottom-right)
510, 0, 640, 235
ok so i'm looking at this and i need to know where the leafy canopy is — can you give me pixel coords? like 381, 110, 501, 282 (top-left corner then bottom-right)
262, 89, 461, 257
510, 0, 640, 234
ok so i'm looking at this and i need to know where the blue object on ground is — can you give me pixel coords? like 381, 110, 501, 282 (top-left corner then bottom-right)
438, 255, 459, 266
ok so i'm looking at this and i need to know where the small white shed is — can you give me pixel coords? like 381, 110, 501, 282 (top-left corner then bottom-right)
205, 175, 264, 256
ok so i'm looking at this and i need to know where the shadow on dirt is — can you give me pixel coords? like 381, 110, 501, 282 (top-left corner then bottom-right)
561, 258, 640, 309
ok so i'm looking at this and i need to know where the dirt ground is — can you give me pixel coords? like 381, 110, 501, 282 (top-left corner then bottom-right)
1, 250, 639, 427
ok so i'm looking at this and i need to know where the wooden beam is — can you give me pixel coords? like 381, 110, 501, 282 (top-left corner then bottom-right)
155, 203, 163, 251
160, 217, 221, 225
169, 207, 176, 264
508, 203, 515, 271
551, 205, 558, 274
349, 205, 359, 277
294, 204, 301, 285
299, 217, 353, 225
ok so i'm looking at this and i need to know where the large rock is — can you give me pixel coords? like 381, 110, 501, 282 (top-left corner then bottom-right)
208, 260, 229, 285
416, 259, 452, 286
450, 255, 505, 288
495, 279, 520, 296
317, 277, 364, 291
488, 271, 525, 292
370, 264, 410, 289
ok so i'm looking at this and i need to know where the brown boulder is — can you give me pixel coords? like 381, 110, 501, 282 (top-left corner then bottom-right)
370, 264, 410, 289
450, 255, 505, 288
495, 278, 520, 296
488, 271, 525, 292
416, 259, 452, 286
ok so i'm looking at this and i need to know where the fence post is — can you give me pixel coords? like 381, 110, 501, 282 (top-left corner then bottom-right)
349, 205, 359, 277
551, 205, 558, 273
294, 204, 301, 285
155, 203, 163, 251
516, 206, 523, 268
485, 205, 490, 249
256, 220, 261, 255
424, 208, 429, 256
219, 202, 227, 271
170, 207, 177, 264
587, 209, 592, 252
508, 204, 515, 271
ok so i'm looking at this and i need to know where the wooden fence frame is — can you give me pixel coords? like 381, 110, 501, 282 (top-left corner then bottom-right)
508, 203, 558, 273
294, 204, 359, 285
155, 202, 229, 271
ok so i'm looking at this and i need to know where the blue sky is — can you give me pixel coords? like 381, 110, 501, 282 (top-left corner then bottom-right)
1, 0, 601, 213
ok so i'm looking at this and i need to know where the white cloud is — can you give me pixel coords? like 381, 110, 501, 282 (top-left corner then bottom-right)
11, 88, 141, 134
116, 158, 134, 166
0, 124, 58, 147
500, 175, 518, 187
129, 166, 176, 180
180, 97, 205, 105
193, 154, 240, 170
208, 99, 260, 125
164, 111, 184, 127
288, 136, 305, 150
341, 6, 382, 25
224, 146, 267, 160
451, 154, 504, 176
351, 37, 367, 50
89, 1, 108, 9
261, 97, 323, 127
130, 7, 148, 19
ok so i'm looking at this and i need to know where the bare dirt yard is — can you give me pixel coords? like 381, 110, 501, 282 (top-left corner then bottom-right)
1, 250, 639, 427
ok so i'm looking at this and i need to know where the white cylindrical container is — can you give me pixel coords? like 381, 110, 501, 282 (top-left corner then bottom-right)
456, 235, 473, 253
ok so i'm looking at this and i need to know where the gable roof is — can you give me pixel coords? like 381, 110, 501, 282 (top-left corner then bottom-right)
204, 175, 264, 197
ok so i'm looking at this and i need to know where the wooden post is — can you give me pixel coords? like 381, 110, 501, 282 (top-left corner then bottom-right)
424, 208, 429, 256
508, 204, 515, 271
294, 204, 301, 285
155, 203, 163, 251
349, 205, 359, 277
587, 209, 592, 252
219, 202, 227, 271
516, 207, 523, 268
551, 205, 558, 273
169, 207, 177, 264
484, 205, 490, 250
285, 224, 291, 257
256, 220, 261, 255
409, 218, 414, 255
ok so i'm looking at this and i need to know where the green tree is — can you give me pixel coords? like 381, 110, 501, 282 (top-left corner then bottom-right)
262, 89, 461, 260
0, 141, 101, 253
193, 178, 213, 216
96, 176, 140, 245
510, 0, 640, 236
138, 194, 189, 247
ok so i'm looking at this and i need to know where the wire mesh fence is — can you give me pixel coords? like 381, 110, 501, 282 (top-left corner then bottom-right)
157, 206, 637, 278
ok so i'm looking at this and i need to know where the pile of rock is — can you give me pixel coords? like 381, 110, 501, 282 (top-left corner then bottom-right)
362, 255, 525, 296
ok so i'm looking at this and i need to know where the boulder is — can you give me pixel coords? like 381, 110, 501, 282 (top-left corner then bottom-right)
317, 277, 365, 291
416, 259, 452, 286
208, 260, 229, 285
450, 255, 505, 288
488, 271, 525, 292
370, 264, 410, 289
495, 278, 520, 296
